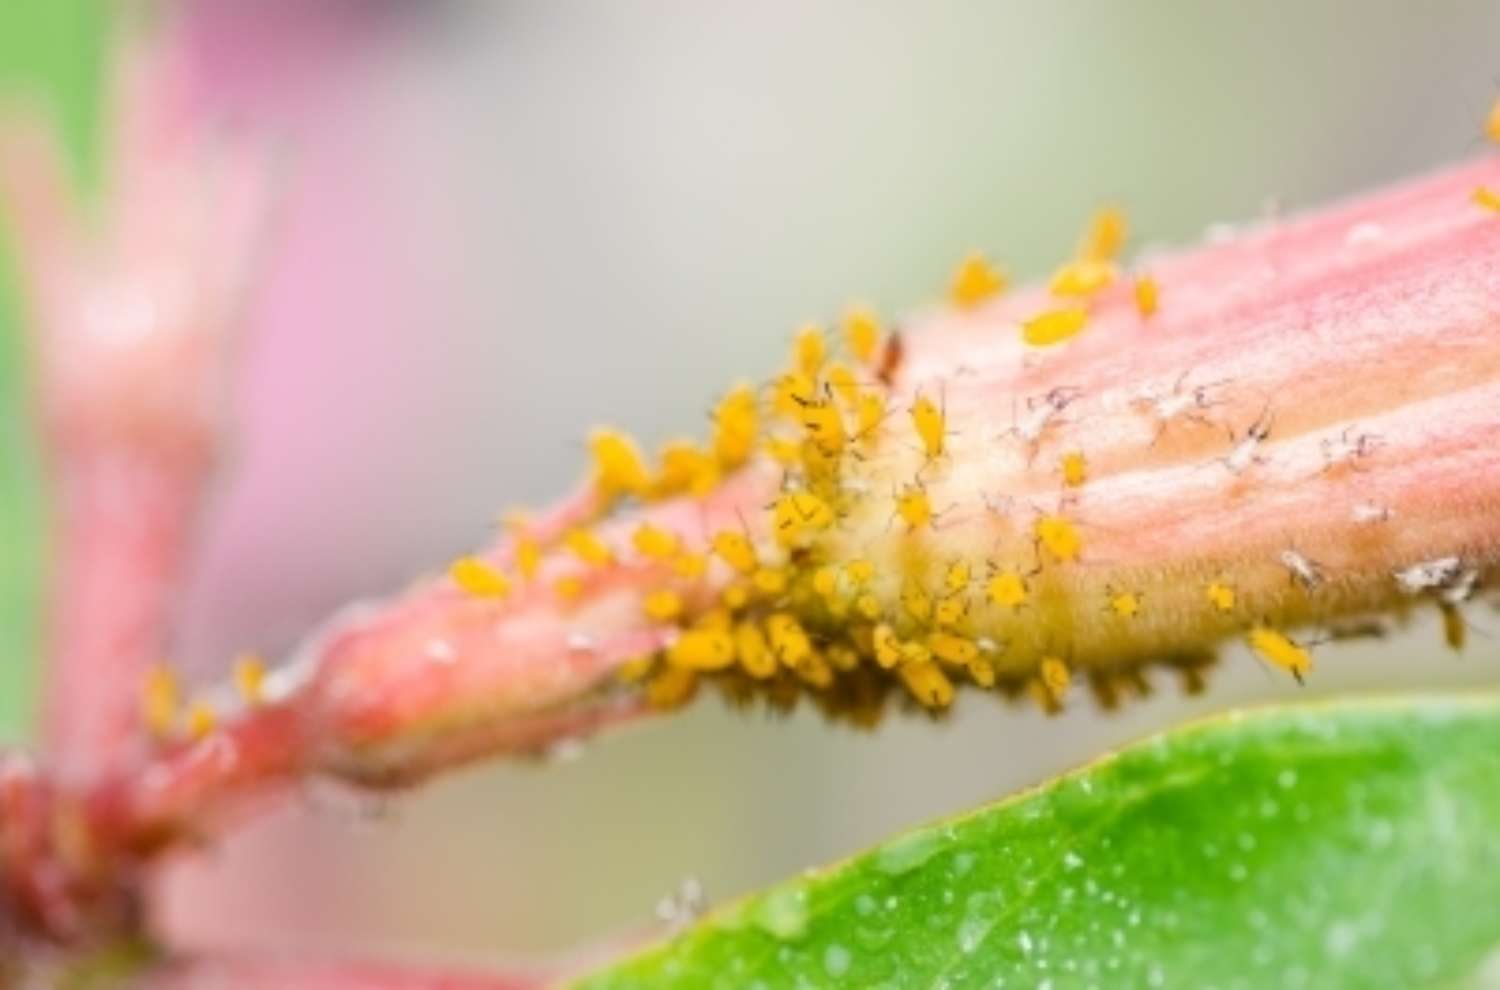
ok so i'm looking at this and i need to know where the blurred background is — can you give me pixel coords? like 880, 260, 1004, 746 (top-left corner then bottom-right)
3, 0, 1500, 969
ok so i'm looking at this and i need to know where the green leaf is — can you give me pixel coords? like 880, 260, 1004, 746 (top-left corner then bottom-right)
573, 696, 1500, 989
0, 1, 109, 740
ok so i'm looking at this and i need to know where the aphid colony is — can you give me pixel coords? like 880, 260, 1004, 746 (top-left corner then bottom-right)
141, 132, 1499, 742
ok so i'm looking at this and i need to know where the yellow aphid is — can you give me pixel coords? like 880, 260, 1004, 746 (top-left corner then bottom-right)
798, 399, 846, 454
514, 535, 542, 581
826, 363, 860, 406
672, 552, 708, 580
185, 700, 217, 740
812, 566, 840, 599
1108, 590, 1142, 619
449, 556, 512, 600
656, 440, 718, 497
1246, 625, 1312, 683
793, 324, 827, 378
668, 627, 737, 671
773, 371, 818, 418
986, 571, 1029, 609
765, 436, 803, 467
895, 483, 933, 531
735, 622, 777, 679
791, 651, 835, 689
910, 393, 946, 461
901, 578, 934, 623
1205, 581, 1236, 613
843, 306, 882, 364
966, 658, 997, 688
712, 531, 758, 574
589, 429, 651, 497
1487, 97, 1500, 144
928, 631, 979, 665
951, 252, 1007, 308
872, 623, 903, 669
564, 528, 614, 567
1475, 186, 1500, 213
826, 644, 860, 672
1022, 307, 1089, 348
642, 588, 684, 622
1134, 274, 1159, 318
899, 640, 934, 666
1035, 515, 1082, 563
899, 660, 955, 708
854, 390, 886, 438
646, 667, 699, 709
1048, 259, 1116, 297
855, 593, 882, 621
1039, 656, 1072, 699
944, 560, 972, 594
752, 567, 790, 597
1060, 450, 1088, 488
766, 613, 814, 667
233, 654, 266, 706
1078, 206, 1128, 263
553, 575, 585, 601
632, 524, 680, 561
772, 490, 835, 548
697, 606, 733, 631
141, 663, 180, 739
616, 655, 656, 684
712, 384, 759, 469
845, 559, 876, 586
934, 593, 968, 628
722, 581, 752, 611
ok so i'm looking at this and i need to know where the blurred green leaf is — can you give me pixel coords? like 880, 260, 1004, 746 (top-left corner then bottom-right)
0, 2, 108, 739
574, 696, 1500, 989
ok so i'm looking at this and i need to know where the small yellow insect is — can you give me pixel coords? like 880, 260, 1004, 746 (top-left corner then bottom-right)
899, 659, 955, 709
944, 560, 972, 594
966, 658, 996, 688
668, 627, 737, 671
752, 567, 790, 597
722, 581, 751, 611
843, 306, 882, 364
1035, 515, 1082, 564
771, 490, 835, 548
765, 436, 802, 468
1060, 451, 1088, 488
986, 570, 1029, 609
616, 654, 656, 684
642, 588, 684, 622
766, 613, 814, 667
950, 252, 1007, 308
854, 390, 886, 439
185, 700, 217, 741
933, 593, 968, 628
233, 653, 267, 706
872, 624, 903, 669
792, 651, 835, 689
141, 663, 180, 740
1475, 186, 1500, 213
645, 667, 699, 709
845, 559, 876, 586
1134, 275, 1159, 318
712, 384, 759, 469
772, 371, 818, 419
910, 392, 947, 461
1107, 589, 1142, 619
797, 398, 847, 455
1077, 205, 1128, 263
1246, 625, 1312, 683
672, 552, 708, 580
1205, 581, 1236, 613
735, 622, 778, 679
655, 440, 718, 497
826, 643, 860, 672
1038, 656, 1072, 701
589, 428, 651, 498
514, 534, 542, 582
564, 528, 614, 567
793, 324, 827, 378
894, 482, 933, 531
855, 593, 882, 621
1022, 307, 1089, 348
928, 631, 979, 665
1048, 259, 1116, 297
826, 363, 860, 406
711, 531, 758, 574
901, 577, 934, 623
632, 524, 681, 561
812, 566, 840, 600
553, 575, 585, 601
449, 556, 512, 600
